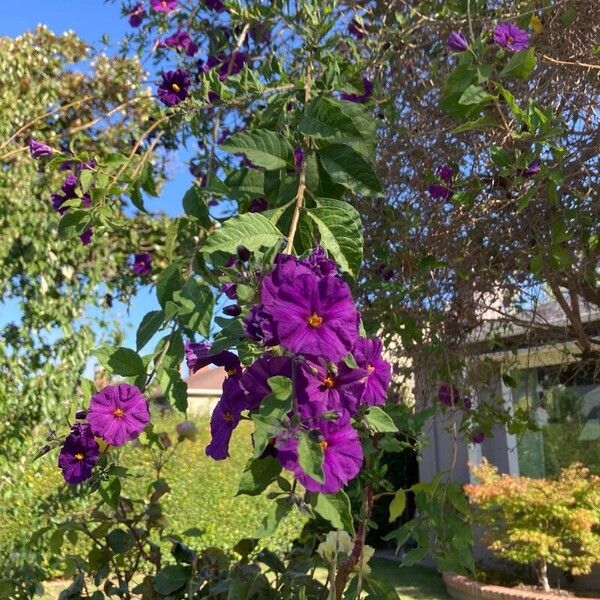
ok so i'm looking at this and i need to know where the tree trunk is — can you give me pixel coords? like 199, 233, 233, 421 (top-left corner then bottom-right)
538, 558, 550, 593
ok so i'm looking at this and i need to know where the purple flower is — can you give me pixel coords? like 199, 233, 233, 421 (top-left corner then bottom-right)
185, 342, 242, 377
151, 0, 177, 12
277, 419, 363, 494
79, 228, 93, 246
438, 384, 460, 407
249, 197, 268, 212
340, 77, 373, 104
206, 378, 247, 459
203, 52, 248, 81
294, 148, 304, 170
438, 165, 454, 183
61, 174, 78, 197
162, 30, 199, 56
260, 254, 313, 308
208, 90, 220, 104
223, 304, 242, 317
205, 0, 228, 12
51, 193, 68, 215
58, 423, 100, 484
132, 252, 152, 275
348, 18, 366, 39
299, 246, 337, 278
241, 355, 293, 411
222, 282, 237, 299
428, 183, 454, 201
520, 158, 541, 177
87, 384, 150, 446
352, 338, 391, 406
77, 159, 96, 171
268, 272, 360, 362
493, 23, 529, 52
243, 304, 278, 346
296, 359, 368, 419
157, 69, 190, 106
471, 430, 485, 444
447, 31, 468, 52
29, 139, 53, 158
128, 3, 146, 26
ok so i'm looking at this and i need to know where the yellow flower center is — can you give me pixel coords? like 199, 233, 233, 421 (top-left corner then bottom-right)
113, 407, 124, 418
322, 375, 336, 389
74, 452, 85, 461
320, 440, 328, 451
162, 0, 168, 6
171, 83, 181, 92
507, 36, 514, 44
367, 364, 375, 373
307, 313, 323, 328
223, 411, 234, 422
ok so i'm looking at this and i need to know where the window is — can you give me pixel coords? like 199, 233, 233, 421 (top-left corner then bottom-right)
513, 363, 600, 478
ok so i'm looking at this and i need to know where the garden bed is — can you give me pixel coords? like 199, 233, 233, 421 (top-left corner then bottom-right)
443, 573, 600, 600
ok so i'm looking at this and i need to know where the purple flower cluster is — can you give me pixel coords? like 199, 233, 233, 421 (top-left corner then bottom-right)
190, 248, 392, 494
58, 384, 150, 484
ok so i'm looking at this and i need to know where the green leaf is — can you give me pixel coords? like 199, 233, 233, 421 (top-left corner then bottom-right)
363, 576, 401, 600
154, 565, 190, 595
136, 310, 164, 351
220, 129, 294, 170
182, 185, 211, 227
458, 84, 496, 106
389, 490, 406, 523
159, 368, 188, 412
57, 210, 91, 240
106, 529, 133, 553
174, 279, 213, 337
307, 199, 363, 277
255, 498, 293, 538
364, 406, 397, 433
451, 115, 500, 133
312, 491, 354, 533
203, 213, 282, 255
318, 144, 383, 196
156, 263, 183, 308
297, 432, 324, 484
92, 346, 145, 377
500, 48, 536, 79
401, 546, 428, 567
237, 456, 282, 497
298, 96, 362, 140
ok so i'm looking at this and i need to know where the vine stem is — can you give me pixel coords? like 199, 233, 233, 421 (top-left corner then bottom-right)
284, 55, 312, 254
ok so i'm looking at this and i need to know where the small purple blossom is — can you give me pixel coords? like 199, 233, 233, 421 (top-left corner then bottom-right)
268, 271, 360, 362
493, 23, 529, 52
249, 197, 268, 212
348, 18, 366, 39
162, 30, 198, 56
222, 282, 237, 299
132, 252, 152, 276
340, 77, 373, 104
157, 69, 190, 106
299, 246, 337, 278
277, 419, 363, 494
205, 0, 228, 12
447, 31, 469, 52
185, 342, 242, 377
438, 384, 461, 407
128, 3, 146, 26
51, 193, 68, 215
29, 139, 53, 158
520, 158, 541, 177
438, 165, 454, 183
79, 228, 93, 246
236, 245, 251, 262
223, 304, 242, 317
352, 337, 391, 406
243, 304, 278, 346
294, 148, 304, 170
61, 174, 78, 197
428, 183, 454, 201
87, 384, 150, 447
206, 378, 247, 459
58, 423, 100, 485
151, 0, 178, 12
471, 430, 485, 444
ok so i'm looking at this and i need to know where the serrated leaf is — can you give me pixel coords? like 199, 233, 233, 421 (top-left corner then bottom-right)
92, 346, 145, 377
220, 129, 294, 170
500, 48, 536, 79
202, 213, 282, 255
237, 456, 282, 497
136, 310, 165, 351
297, 432, 324, 484
318, 144, 383, 196
364, 406, 397, 433
389, 490, 406, 523
312, 491, 354, 533
308, 199, 363, 277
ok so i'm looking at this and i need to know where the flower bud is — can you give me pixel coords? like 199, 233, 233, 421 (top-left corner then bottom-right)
223, 304, 242, 317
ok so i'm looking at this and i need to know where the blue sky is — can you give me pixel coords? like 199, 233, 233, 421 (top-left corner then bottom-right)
2, 1, 198, 359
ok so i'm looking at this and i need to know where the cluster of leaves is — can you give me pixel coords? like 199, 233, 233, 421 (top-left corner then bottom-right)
466, 459, 600, 590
